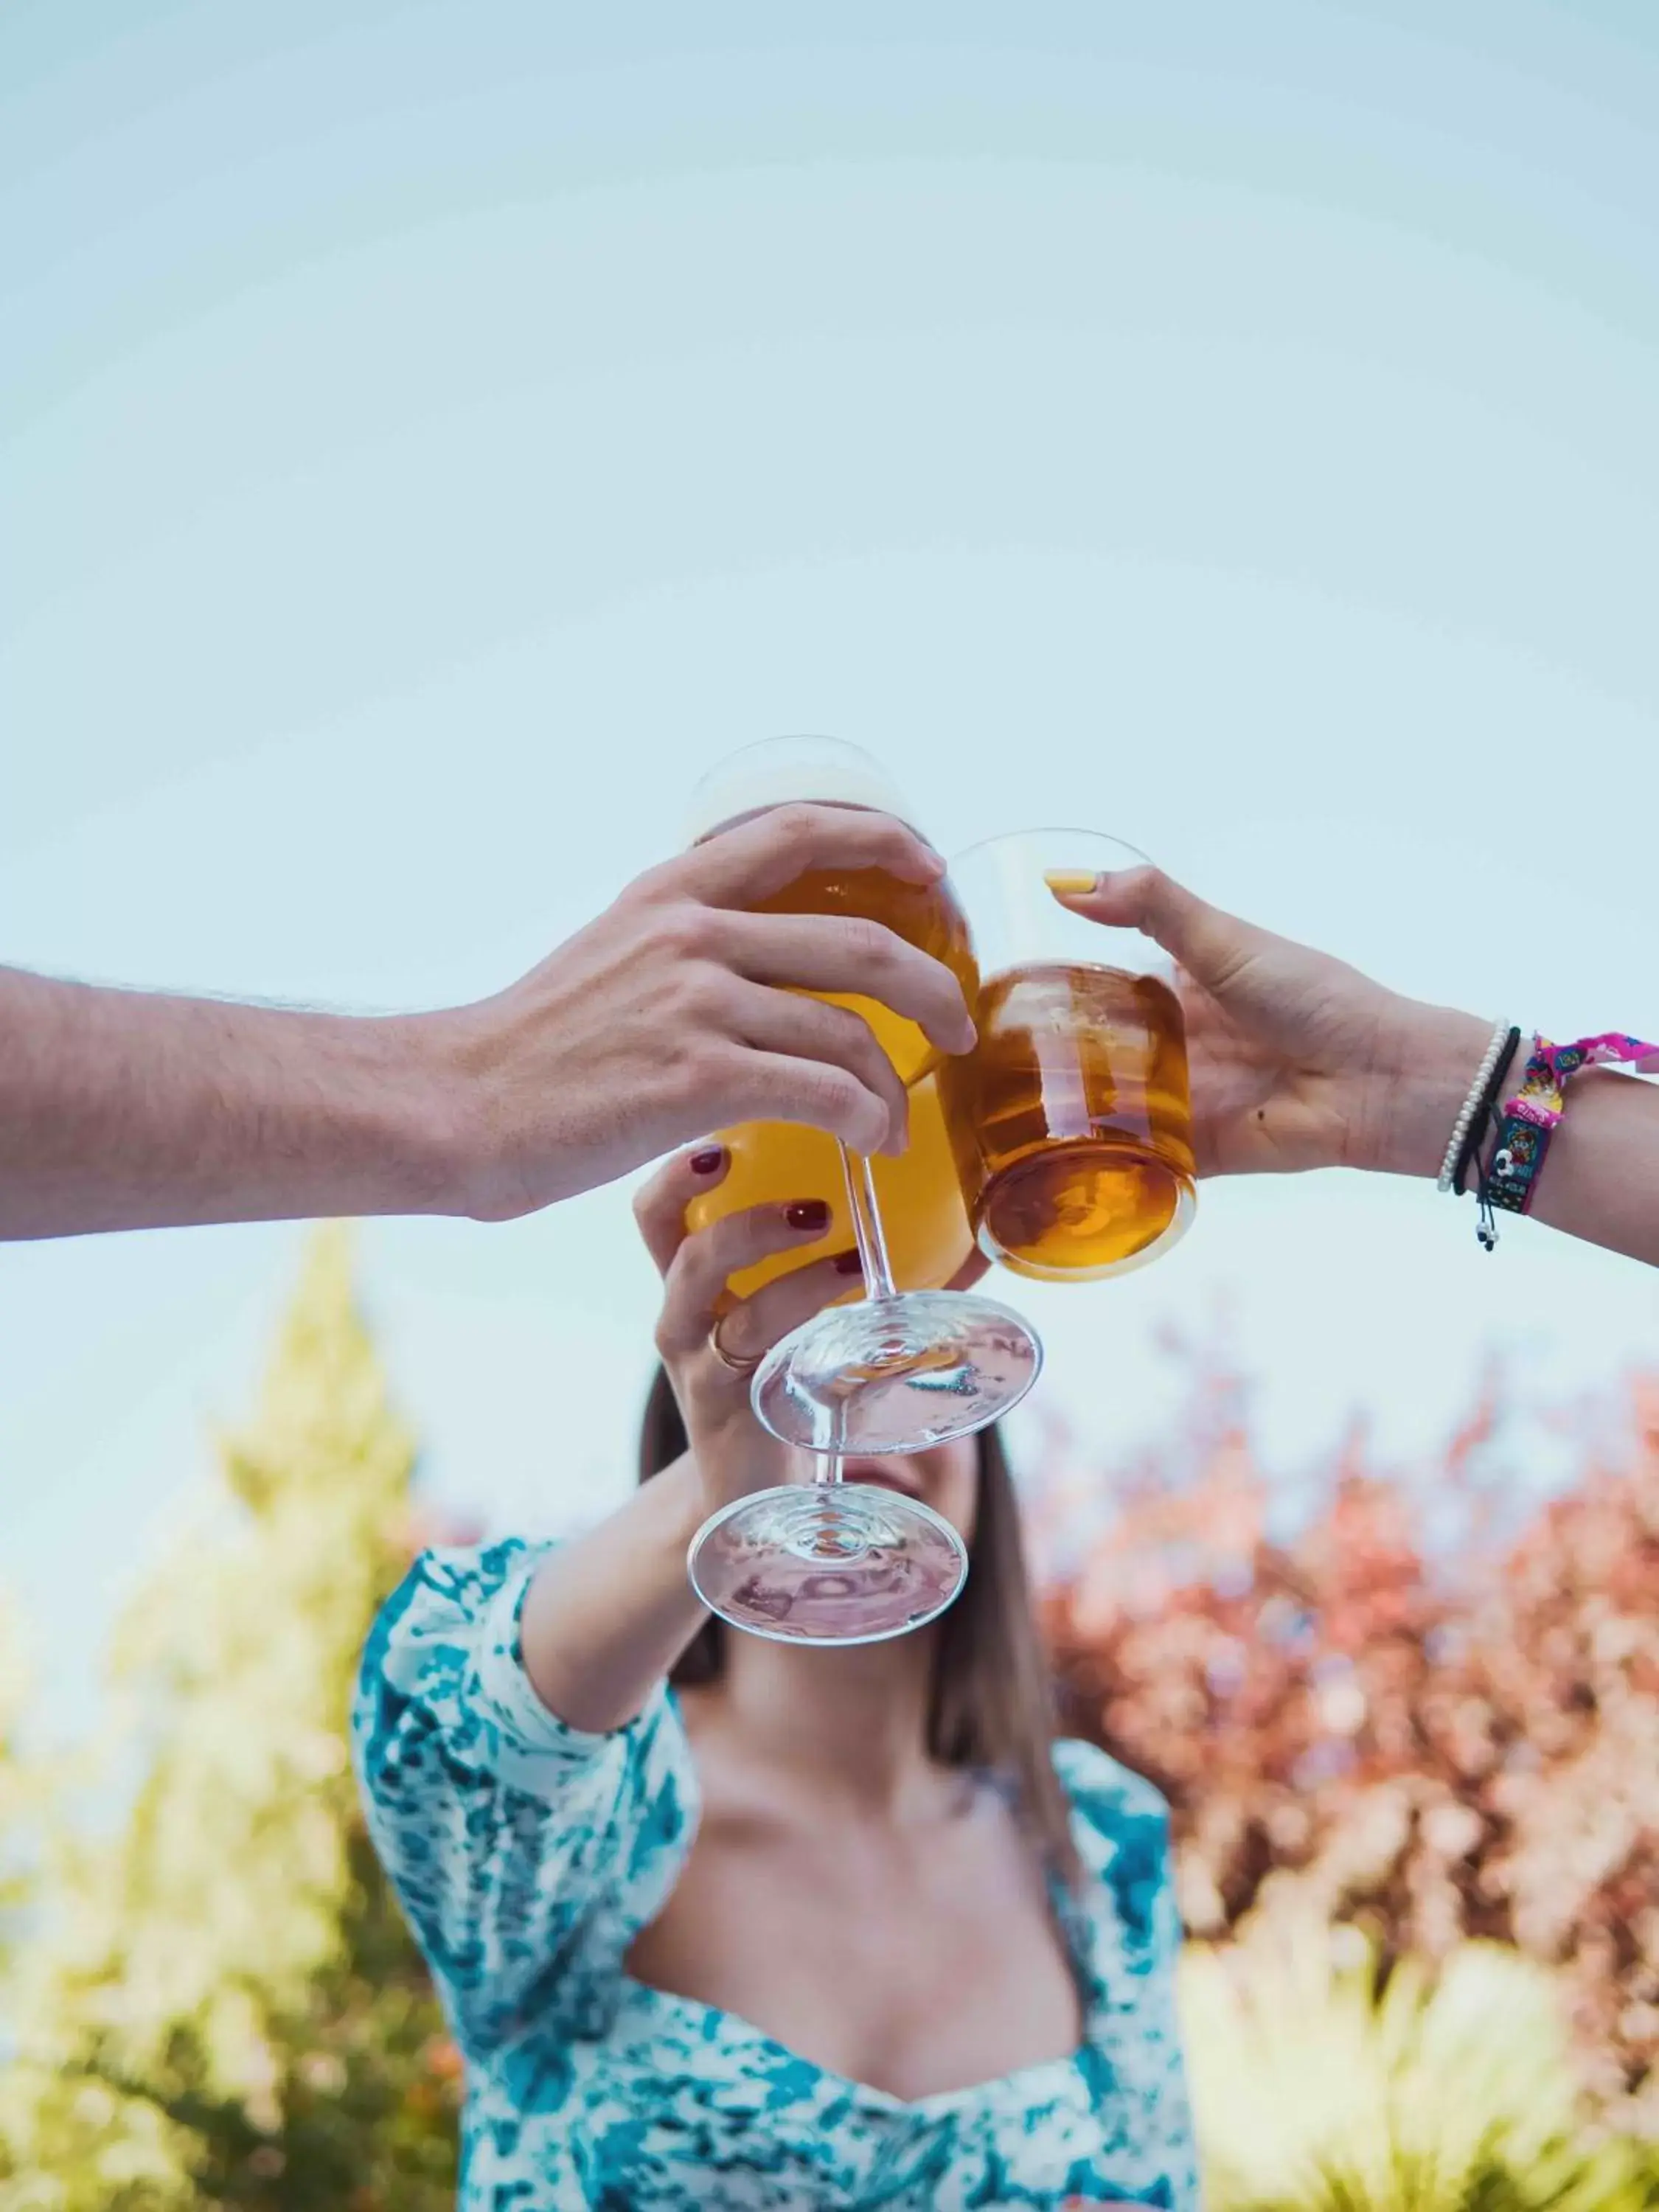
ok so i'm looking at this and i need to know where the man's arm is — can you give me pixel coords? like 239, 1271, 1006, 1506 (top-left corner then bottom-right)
0, 804, 975, 1242
0, 970, 459, 1237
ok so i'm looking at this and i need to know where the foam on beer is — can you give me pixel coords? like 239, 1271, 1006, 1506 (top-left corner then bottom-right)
681, 737, 910, 848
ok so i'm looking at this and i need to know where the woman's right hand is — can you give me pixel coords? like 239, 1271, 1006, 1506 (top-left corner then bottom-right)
1060, 866, 1489, 1182
633, 1146, 864, 1515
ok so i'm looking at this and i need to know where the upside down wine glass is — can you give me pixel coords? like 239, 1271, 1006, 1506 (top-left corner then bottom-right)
682, 738, 1042, 1644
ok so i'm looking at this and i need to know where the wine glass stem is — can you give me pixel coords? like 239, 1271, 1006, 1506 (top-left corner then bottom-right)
806, 1150, 900, 1492
810, 1398, 849, 1489
840, 1147, 899, 1300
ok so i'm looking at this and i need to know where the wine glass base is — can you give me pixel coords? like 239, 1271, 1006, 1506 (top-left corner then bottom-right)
687, 1484, 969, 1644
751, 1289, 1042, 1455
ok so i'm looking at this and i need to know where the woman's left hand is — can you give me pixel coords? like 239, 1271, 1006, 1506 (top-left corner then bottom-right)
633, 1144, 863, 1514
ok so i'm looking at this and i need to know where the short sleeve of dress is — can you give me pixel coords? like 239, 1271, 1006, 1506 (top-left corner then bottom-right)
352, 1539, 697, 2061
1052, 1738, 1201, 2212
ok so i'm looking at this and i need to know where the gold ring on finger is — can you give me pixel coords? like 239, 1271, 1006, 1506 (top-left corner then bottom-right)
707, 1312, 762, 1377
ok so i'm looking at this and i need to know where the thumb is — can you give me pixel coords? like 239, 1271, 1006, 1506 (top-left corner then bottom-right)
1054, 864, 1248, 989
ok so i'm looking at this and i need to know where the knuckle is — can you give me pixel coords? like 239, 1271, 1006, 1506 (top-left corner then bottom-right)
672, 961, 737, 1026
617, 857, 677, 908
660, 979, 737, 1069
806, 1065, 883, 1145
1133, 864, 1172, 912
649, 902, 715, 964
770, 803, 822, 857
837, 914, 894, 967
791, 1059, 854, 1118
813, 996, 877, 1057
670, 1034, 735, 1102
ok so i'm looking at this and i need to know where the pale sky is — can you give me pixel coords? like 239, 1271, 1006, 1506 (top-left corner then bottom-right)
3, 1, 1657, 1740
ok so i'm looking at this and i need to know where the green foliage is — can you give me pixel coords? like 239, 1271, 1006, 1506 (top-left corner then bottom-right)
0, 1229, 460, 2211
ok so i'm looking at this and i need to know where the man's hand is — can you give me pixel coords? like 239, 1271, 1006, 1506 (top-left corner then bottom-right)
417, 802, 978, 1218
0, 804, 974, 1240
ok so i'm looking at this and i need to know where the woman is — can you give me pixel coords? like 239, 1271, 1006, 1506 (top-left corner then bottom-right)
353, 1144, 1197, 2211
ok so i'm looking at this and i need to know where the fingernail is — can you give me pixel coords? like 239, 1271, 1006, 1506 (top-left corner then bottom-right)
689, 1147, 725, 1175
1044, 869, 1099, 896
785, 1200, 830, 1232
833, 1250, 863, 1275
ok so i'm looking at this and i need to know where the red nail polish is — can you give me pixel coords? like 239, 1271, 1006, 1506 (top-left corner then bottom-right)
786, 1200, 830, 1232
689, 1148, 724, 1175
833, 1249, 863, 1275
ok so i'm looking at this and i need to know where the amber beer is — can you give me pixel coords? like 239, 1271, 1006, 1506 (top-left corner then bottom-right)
940, 961, 1195, 1280
686, 859, 980, 1299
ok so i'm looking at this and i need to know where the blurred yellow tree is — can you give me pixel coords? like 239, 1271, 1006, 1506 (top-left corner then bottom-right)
0, 1596, 33, 1946
1180, 1904, 1657, 2211
0, 1229, 461, 2211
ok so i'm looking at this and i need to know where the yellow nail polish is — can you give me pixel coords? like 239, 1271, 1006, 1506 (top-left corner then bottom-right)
1043, 869, 1098, 895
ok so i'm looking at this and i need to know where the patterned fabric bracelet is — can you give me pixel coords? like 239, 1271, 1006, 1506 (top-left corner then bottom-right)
1482, 1031, 1659, 1234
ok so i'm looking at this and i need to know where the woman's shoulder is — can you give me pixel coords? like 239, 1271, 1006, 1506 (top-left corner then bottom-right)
1050, 1735, 1170, 1827
379, 1534, 548, 1624
363, 1536, 549, 1676
1048, 1738, 1174, 1950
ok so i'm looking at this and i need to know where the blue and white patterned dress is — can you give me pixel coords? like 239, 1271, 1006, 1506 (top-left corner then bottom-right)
353, 1540, 1200, 2211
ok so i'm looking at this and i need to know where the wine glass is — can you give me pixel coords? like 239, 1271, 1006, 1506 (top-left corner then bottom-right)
681, 737, 1041, 1644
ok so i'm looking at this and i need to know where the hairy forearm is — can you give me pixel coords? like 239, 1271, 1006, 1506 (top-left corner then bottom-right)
517, 1455, 710, 1734
1376, 1005, 1659, 1266
0, 968, 464, 1238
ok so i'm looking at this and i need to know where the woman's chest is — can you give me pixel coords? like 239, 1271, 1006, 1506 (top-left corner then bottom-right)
467, 2020, 1117, 2212
623, 1801, 1085, 2105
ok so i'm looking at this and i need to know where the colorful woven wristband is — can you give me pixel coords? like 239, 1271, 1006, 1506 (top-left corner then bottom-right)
1486, 1031, 1659, 1220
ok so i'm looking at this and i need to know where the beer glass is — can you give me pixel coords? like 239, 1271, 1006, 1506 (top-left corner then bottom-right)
939, 830, 1197, 1281
685, 1077, 973, 1304
681, 737, 1042, 1645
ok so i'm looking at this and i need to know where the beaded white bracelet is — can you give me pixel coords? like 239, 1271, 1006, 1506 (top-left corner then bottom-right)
1436, 1015, 1513, 1193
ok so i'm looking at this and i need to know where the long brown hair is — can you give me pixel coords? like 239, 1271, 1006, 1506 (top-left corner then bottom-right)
637, 1366, 1081, 1888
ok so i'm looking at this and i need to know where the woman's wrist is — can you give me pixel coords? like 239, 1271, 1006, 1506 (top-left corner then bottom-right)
1358, 1001, 1497, 1180
641, 1450, 714, 1548
679, 1400, 796, 1516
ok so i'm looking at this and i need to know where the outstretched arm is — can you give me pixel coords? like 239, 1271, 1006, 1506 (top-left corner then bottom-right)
1064, 869, 1659, 1268
0, 804, 973, 1240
